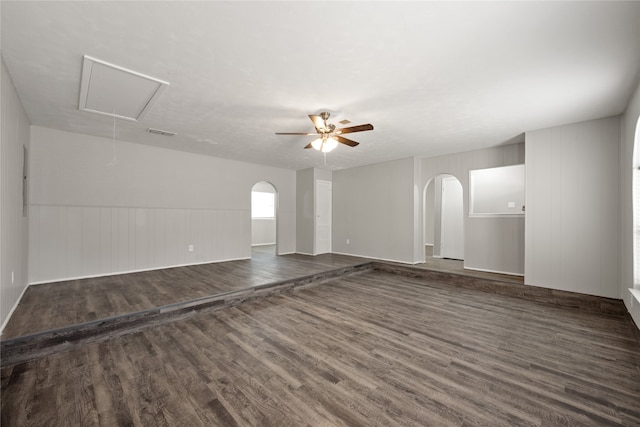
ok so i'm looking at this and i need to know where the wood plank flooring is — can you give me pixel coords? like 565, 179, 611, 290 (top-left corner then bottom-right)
421, 245, 524, 284
2, 246, 525, 341
1, 249, 369, 339
0, 262, 372, 367
2, 271, 639, 426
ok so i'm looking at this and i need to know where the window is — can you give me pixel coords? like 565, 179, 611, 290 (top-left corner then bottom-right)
634, 167, 640, 288
633, 117, 640, 289
251, 191, 275, 219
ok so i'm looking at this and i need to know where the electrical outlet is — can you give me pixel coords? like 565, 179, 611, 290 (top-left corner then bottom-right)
11, 271, 14, 284
188, 244, 194, 252
346, 239, 350, 245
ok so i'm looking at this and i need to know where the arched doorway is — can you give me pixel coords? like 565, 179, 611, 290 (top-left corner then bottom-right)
424, 174, 464, 261
251, 181, 278, 257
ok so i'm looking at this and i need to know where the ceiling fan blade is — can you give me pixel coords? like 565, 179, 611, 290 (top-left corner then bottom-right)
275, 132, 318, 135
308, 115, 325, 132
304, 142, 313, 149
335, 135, 360, 147
335, 124, 374, 134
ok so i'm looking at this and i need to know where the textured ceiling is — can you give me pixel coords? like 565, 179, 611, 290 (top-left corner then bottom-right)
2, 1, 639, 171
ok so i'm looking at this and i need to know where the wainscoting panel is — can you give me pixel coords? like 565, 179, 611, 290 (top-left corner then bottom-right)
525, 116, 620, 299
29, 205, 251, 284
464, 216, 525, 275
1, 57, 31, 330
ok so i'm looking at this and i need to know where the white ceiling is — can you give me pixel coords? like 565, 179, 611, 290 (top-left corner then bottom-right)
2, 1, 639, 171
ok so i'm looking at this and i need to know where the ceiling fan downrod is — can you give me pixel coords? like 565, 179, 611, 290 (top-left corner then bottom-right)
319, 112, 335, 134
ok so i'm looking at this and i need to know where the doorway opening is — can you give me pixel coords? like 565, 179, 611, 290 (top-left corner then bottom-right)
251, 181, 278, 258
424, 174, 464, 266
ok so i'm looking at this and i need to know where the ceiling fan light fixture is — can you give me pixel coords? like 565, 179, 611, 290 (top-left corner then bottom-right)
323, 137, 338, 152
310, 137, 323, 151
311, 136, 338, 153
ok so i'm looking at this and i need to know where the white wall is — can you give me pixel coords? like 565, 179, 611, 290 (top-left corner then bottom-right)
295, 168, 332, 256
418, 144, 525, 275
412, 157, 422, 263
1, 58, 31, 330
525, 116, 620, 298
296, 168, 314, 255
466, 216, 524, 274
424, 180, 435, 245
333, 158, 415, 263
251, 219, 276, 246
620, 78, 640, 322
334, 147, 524, 271
28, 126, 296, 283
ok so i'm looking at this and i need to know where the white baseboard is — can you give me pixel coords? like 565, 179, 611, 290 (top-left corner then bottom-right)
251, 243, 276, 247
1, 282, 30, 336
626, 288, 640, 330
331, 251, 414, 265
28, 256, 252, 286
463, 266, 524, 277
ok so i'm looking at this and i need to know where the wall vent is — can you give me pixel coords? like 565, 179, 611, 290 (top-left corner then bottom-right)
147, 128, 176, 137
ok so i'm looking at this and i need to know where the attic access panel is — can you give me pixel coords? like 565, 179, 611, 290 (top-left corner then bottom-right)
78, 55, 169, 121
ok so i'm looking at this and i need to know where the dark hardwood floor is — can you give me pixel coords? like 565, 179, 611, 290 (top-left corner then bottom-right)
2, 270, 639, 426
1, 247, 369, 339
2, 246, 525, 340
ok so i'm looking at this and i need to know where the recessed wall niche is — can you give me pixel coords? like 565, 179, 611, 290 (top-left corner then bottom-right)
469, 164, 524, 215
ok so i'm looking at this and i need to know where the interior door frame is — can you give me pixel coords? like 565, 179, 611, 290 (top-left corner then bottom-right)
440, 176, 464, 260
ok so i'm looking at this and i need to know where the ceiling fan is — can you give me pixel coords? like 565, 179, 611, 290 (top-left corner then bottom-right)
275, 112, 374, 153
